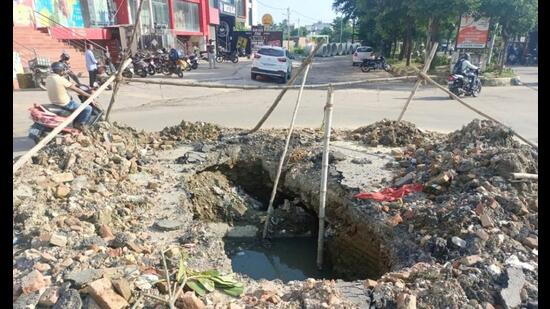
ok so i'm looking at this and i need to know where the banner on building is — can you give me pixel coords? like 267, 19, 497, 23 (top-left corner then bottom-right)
34, 0, 85, 28
13, 0, 34, 26
235, 26, 283, 54
456, 15, 490, 49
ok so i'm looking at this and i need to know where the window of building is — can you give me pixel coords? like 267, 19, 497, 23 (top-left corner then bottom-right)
86, 0, 116, 27
174, 0, 200, 32
152, 0, 170, 27
235, 0, 245, 17
129, 0, 152, 29
209, 0, 218, 9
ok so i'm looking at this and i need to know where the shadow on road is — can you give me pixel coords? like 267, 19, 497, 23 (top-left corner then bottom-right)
13, 136, 34, 158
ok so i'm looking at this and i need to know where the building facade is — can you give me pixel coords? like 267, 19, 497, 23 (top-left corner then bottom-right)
13, 0, 253, 56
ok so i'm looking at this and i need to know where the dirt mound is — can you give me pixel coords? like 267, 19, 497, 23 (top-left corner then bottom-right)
351, 119, 428, 146
160, 120, 223, 143
446, 119, 517, 149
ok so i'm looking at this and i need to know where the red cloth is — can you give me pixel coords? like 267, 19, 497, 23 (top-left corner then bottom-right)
353, 184, 424, 202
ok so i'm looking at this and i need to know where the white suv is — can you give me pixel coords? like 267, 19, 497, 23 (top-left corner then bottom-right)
251, 46, 293, 83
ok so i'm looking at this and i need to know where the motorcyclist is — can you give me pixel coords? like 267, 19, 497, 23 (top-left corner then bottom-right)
46, 62, 93, 130
453, 53, 479, 91
59, 52, 81, 85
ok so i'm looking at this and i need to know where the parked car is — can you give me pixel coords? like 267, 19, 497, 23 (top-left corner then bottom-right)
251, 46, 294, 83
352, 46, 374, 66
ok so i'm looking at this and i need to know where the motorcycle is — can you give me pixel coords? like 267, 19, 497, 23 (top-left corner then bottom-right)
162, 59, 185, 78
447, 69, 482, 98
237, 47, 249, 59
186, 54, 199, 70
132, 55, 149, 78
360, 56, 391, 72
29, 57, 51, 91
27, 84, 104, 144
143, 54, 157, 76
216, 50, 239, 63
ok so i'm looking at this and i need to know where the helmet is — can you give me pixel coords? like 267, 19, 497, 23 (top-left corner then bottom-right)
463, 53, 470, 61
51, 62, 66, 74
60, 52, 70, 61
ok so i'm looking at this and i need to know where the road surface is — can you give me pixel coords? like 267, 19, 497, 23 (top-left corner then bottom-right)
13, 56, 538, 157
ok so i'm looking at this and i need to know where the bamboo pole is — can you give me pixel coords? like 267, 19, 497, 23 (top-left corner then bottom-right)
105, 0, 146, 122
125, 74, 422, 90
262, 63, 313, 239
416, 70, 538, 150
247, 41, 324, 135
317, 85, 334, 270
397, 42, 439, 121
13, 58, 133, 174
511, 173, 538, 180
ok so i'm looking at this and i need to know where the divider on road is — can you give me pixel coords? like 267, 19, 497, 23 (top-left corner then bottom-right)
125, 75, 423, 91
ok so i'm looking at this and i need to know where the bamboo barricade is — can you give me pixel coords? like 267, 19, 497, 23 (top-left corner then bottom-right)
262, 63, 313, 239
13, 58, 133, 174
317, 85, 334, 270
397, 42, 439, 122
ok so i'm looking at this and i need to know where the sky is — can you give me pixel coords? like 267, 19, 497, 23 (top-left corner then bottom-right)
255, 0, 338, 27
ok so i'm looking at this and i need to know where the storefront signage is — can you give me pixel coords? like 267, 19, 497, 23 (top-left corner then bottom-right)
456, 15, 490, 49
243, 26, 283, 54
220, 2, 236, 15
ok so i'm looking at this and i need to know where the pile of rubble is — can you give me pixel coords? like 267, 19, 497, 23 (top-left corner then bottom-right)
350, 119, 438, 147
12, 118, 537, 309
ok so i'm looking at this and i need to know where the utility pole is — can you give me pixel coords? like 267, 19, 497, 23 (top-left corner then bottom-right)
339, 16, 343, 43
287, 7, 290, 49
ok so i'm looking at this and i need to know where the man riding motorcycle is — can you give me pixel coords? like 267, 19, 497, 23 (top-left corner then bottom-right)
46, 62, 93, 130
453, 53, 479, 91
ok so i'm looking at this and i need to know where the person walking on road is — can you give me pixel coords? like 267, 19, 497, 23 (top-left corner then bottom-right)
85, 44, 98, 87
207, 39, 216, 69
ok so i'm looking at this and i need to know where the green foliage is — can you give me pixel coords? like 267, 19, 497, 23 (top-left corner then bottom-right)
429, 54, 451, 70
176, 253, 244, 298
293, 47, 305, 55
483, 65, 515, 77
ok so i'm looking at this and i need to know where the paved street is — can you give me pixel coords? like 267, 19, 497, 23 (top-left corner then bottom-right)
13, 56, 537, 157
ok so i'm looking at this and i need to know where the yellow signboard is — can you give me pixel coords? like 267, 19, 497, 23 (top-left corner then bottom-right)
262, 14, 273, 26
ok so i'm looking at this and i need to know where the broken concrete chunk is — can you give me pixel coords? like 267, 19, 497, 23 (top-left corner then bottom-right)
38, 287, 60, 306
500, 267, 526, 309
155, 219, 185, 231
112, 278, 132, 301
87, 278, 129, 309
21, 270, 48, 294
49, 233, 68, 247
52, 172, 74, 183
52, 288, 82, 309
65, 269, 104, 288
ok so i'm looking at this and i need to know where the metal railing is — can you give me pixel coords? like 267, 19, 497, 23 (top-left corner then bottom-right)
31, 10, 109, 61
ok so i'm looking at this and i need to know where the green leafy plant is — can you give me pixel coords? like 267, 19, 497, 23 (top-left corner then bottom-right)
176, 256, 244, 298
141, 249, 245, 309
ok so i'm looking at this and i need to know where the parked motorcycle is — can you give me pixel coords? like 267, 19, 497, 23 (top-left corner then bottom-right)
132, 55, 149, 78
447, 69, 482, 98
162, 60, 185, 78
237, 47, 249, 59
29, 57, 51, 90
27, 84, 103, 144
360, 56, 391, 72
216, 50, 239, 63
186, 54, 199, 70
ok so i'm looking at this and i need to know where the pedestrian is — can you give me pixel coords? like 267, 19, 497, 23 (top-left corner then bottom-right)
85, 44, 98, 87
207, 39, 216, 69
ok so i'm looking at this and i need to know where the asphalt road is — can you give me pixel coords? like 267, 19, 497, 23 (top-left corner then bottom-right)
13, 56, 537, 157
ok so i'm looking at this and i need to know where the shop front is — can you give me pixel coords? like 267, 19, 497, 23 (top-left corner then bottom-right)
217, 0, 236, 51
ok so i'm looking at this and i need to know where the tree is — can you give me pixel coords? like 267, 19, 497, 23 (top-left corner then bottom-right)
320, 27, 333, 38
480, 0, 538, 69
331, 17, 353, 42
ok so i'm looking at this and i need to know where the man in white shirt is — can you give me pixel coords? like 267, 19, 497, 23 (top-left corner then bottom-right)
85, 44, 98, 87
47, 62, 93, 130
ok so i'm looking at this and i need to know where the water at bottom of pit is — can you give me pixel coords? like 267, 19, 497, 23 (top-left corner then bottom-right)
224, 237, 335, 283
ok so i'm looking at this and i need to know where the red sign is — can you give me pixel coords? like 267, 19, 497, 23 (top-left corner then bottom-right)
457, 16, 490, 49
